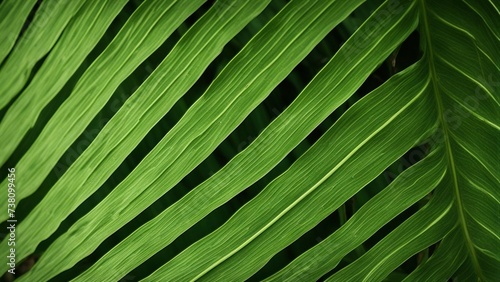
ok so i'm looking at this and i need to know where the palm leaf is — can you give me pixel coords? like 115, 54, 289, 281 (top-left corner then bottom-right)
0, 0, 37, 65
0, 0, 498, 281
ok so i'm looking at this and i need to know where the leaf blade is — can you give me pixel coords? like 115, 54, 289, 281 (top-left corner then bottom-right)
144, 60, 437, 281
0, 0, 129, 165
267, 144, 447, 281
0, 0, 37, 64
0, 0, 86, 109
73, 1, 422, 279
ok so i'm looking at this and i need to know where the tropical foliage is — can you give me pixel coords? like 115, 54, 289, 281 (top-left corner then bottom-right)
0, 0, 498, 281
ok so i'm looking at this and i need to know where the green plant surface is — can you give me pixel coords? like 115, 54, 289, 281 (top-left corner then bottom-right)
0, 0, 498, 281
0, 0, 37, 65
0, 0, 128, 166
0, 0, 86, 109
0, 0, 206, 211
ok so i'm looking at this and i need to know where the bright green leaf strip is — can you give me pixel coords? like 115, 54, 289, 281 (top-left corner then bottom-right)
455, 258, 479, 282
15, 1, 271, 280
326, 180, 456, 282
19, 0, 368, 280
0, 0, 207, 271
145, 61, 436, 281
403, 228, 467, 281
75, 0, 419, 279
0, 0, 128, 166
0, 0, 37, 64
0, 0, 205, 223
0, 0, 86, 109
267, 145, 447, 281
419, 0, 500, 280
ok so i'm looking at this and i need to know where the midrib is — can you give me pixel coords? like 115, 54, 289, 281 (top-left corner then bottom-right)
418, 0, 484, 279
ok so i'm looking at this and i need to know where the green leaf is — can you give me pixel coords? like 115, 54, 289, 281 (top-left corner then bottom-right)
0, 0, 129, 166
325, 180, 456, 281
403, 229, 467, 281
0, 0, 86, 109
0, 0, 497, 280
0, 0, 206, 222
143, 59, 437, 281
12, 1, 272, 280
267, 144, 447, 281
417, 0, 500, 280
73, 1, 419, 279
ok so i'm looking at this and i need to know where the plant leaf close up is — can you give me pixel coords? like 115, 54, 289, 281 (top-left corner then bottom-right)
0, 0, 498, 281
